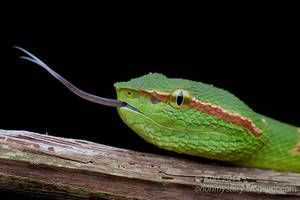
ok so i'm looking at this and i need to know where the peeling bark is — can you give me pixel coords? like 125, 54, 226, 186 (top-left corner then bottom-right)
0, 129, 299, 200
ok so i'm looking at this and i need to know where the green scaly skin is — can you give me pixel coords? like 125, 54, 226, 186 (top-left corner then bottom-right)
115, 73, 300, 173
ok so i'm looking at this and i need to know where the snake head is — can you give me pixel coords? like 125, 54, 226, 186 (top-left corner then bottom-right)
115, 73, 269, 161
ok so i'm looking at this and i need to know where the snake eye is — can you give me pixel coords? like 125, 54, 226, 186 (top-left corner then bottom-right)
169, 89, 191, 109
176, 90, 184, 106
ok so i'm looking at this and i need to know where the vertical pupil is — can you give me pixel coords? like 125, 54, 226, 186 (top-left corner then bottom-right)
176, 91, 184, 106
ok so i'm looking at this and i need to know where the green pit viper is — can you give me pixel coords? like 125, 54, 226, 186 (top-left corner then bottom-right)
14, 46, 300, 173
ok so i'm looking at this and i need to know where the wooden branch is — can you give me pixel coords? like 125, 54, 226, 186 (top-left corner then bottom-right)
0, 129, 299, 200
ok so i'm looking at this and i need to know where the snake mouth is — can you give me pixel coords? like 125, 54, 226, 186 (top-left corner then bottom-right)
123, 104, 144, 115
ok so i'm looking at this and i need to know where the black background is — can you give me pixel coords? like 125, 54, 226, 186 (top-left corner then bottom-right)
1, 4, 299, 199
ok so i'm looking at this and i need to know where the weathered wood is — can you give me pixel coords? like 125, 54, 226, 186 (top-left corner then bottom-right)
0, 129, 299, 200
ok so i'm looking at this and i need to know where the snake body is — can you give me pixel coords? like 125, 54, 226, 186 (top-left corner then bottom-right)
15, 47, 300, 173
115, 73, 300, 173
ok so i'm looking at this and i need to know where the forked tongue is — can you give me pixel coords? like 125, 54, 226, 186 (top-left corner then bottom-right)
13, 46, 126, 107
